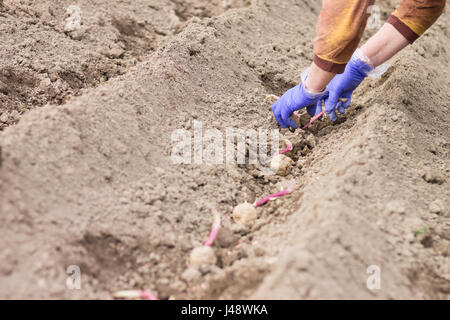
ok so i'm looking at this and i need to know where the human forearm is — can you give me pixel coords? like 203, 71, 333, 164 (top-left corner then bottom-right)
304, 62, 335, 93
272, 0, 447, 128
387, 0, 446, 43
305, 0, 375, 93
360, 23, 409, 68
360, 0, 446, 68
321, 0, 446, 122
312, 0, 446, 73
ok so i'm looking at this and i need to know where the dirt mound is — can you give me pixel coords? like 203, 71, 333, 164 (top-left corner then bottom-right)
0, 0, 448, 299
0, 0, 249, 130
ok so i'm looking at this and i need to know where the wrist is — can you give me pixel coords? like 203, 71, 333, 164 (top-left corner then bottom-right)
303, 82, 325, 98
304, 62, 335, 94
351, 48, 374, 76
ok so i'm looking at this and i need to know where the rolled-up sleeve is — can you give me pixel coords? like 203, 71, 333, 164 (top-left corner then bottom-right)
313, 0, 446, 74
387, 0, 446, 43
314, 0, 375, 74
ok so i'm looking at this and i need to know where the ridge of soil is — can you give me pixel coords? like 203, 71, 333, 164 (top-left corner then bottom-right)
0, 0, 250, 130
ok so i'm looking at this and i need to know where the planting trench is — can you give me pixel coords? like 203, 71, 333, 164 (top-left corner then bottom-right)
0, 0, 449, 299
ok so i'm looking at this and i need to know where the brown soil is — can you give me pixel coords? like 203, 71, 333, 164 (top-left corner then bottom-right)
0, 0, 250, 128
0, 0, 449, 299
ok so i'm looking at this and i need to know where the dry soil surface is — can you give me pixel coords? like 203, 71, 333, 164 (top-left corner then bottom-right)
0, 0, 449, 299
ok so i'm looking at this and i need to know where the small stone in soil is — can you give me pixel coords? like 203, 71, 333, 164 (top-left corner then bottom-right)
429, 200, 445, 215
181, 267, 202, 283
422, 169, 445, 184
0, 113, 8, 123
216, 227, 238, 248
254, 247, 266, 257
109, 48, 125, 59
385, 200, 406, 215
230, 223, 250, 235
169, 280, 186, 292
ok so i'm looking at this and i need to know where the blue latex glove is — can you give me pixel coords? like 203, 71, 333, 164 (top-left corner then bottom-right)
272, 83, 324, 129
324, 51, 374, 122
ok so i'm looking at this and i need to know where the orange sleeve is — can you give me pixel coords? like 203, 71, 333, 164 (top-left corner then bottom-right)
314, 0, 446, 74
387, 0, 446, 43
314, 0, 375, 74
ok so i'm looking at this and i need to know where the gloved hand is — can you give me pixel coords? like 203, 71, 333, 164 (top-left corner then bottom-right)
272, 83, 324, 129
324, 49, 374, 122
